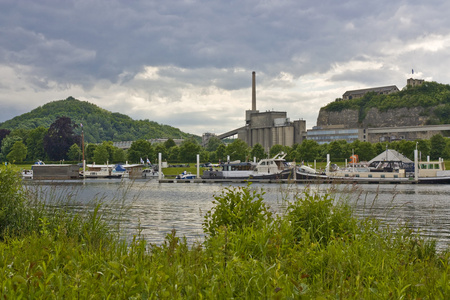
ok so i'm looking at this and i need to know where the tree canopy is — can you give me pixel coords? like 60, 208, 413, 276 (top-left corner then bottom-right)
0, 97, 199, 143
43, 117, 81, 161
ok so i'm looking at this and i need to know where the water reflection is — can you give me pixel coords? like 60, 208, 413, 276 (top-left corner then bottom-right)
24, 179, 450, 250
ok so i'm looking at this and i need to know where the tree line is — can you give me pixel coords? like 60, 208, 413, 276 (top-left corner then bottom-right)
2, 116, 450, 165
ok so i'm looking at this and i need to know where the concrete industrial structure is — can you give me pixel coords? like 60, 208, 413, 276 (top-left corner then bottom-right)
204, 72, 306, 152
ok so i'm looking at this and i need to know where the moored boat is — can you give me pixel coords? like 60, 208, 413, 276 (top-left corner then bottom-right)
201, 153, 294, 180
295, 149, 450, 184
176, 171, 196, 180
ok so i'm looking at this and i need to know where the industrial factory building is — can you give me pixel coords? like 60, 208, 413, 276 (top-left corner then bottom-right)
206, 72, 306, 152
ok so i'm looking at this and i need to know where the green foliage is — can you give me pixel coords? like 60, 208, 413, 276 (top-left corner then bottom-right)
67, 143, 82, 161
0, 166, 30, 237
216, 143, 226, 162
205, 136, 223, 152
0, 97, 198, 143
225, 139, 249, 162
127, 139, 153, 163
284, 189, 356, 245
203, 185, 273, 237
43, 116, 81, 161
1, 135, 22, 161
296, 139, 320, 162
93, 144, 109, 164
6, 141, 27, 163
269, 144, 285, 157
112, 147, 126, 163
250, 143, 266, 161
178, 138, 201, 162
25, 126, 47, 161
85, 144, 97, 163
164, 138, 176, 149
430, 134, 447, 160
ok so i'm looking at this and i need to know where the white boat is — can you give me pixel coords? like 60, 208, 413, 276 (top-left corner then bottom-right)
295, 149, 450, 184
176, 171, 196, 180
80, 164, 128, 178
142, 168, 164, 178
201, 153, 294, 180
22, 169, 33, 179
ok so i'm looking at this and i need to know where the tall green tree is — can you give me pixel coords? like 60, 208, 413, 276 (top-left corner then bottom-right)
357, 142, 376, 161
153, 143, 167, 162
430, 134, 446, 160
250, 143, 266, 161
25, 126, 47, 161
93, 144, 109, 164
0, 129, 11, 146
43, 116, 81, 161
1, 135, 22, 162
164, 138, 176, 149
113, 148, 126, 163
216, 144, 226, 163
127, 139, 153, 163
67, 144, 82, 161
205, 136, 223, 152
85, 144, 97, 163
168, 146, 180, 163
416, 139, 431, 159
6, 141, 27, 163
225, 139, 249, 162
269, 144, 285, 158
179, 139, 201, 162
296, 140, 320, 162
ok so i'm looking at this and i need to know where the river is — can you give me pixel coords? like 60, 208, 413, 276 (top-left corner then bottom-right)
24, 179, 450, 250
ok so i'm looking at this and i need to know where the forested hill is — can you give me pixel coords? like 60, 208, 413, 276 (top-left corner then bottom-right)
0, 97, 199, 143
321, 81, 450, 125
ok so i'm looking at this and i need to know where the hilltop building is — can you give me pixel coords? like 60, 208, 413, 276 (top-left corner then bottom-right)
341, 85, 399, 100
407, 78, 424, 87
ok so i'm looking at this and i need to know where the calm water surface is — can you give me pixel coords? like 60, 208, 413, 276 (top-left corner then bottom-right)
24, 179, 450, 250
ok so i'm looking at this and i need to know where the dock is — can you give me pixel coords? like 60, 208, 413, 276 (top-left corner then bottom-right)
158, 178, 418, 184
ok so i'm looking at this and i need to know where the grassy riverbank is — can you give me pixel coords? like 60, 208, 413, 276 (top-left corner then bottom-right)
1, 165, 449, 298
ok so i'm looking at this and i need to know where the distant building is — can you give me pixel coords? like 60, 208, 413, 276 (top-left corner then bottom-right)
306, 125, 364, 145
407, 78, 424, 87
342, 85, 399, 100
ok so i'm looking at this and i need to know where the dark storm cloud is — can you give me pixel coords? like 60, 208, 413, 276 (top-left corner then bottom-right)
2, 0, 450, 134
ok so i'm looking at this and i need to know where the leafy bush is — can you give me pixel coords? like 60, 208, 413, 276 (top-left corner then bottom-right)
284, 189, 357, 245
202, 184, 273, 237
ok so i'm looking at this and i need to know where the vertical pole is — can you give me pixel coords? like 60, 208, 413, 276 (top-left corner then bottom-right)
414, 149, 419, 182
197, 154, 200, 178
326, 154, 330, 173
158, 153, 162, 180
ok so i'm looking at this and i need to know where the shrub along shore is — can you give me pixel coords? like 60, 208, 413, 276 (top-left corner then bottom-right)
1, 165, 449, 298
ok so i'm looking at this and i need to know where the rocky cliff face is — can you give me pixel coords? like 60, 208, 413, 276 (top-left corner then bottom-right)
317, 107, 428, 128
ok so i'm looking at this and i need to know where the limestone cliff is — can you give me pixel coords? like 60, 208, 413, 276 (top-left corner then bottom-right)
317, 107, 429, 128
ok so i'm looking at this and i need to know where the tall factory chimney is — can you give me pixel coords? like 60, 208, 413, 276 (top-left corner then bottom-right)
252, 71, 256, 111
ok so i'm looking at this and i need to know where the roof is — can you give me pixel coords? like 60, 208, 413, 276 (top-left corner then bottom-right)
369, 149, 413, 163
343, 85, 399, 97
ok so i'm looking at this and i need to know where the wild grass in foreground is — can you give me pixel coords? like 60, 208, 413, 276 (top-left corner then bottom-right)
1, 165, 449, 298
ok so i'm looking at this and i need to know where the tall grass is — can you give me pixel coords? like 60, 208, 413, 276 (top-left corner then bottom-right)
0, 166, 449, 298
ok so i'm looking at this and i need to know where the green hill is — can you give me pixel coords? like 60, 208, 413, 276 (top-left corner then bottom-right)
0, 97, 199, 143
322, 81, 450, 124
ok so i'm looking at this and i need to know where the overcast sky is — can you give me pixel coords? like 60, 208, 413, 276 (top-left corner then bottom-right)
1, 0, 449, 136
